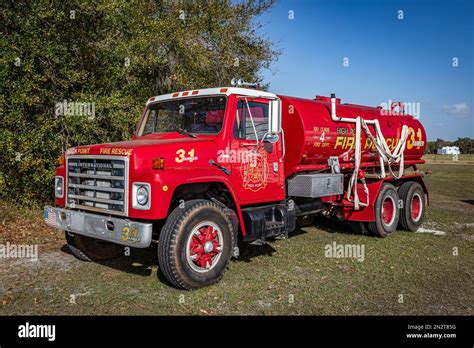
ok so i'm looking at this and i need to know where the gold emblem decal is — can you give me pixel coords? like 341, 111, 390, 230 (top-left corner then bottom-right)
240, 148, 268, 192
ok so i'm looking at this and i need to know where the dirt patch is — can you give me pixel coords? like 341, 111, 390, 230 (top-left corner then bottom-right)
0, 249, 80, 272
0, 204, 64, 253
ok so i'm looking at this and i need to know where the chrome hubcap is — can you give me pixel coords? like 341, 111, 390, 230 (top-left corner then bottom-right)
203, 241, 214, 253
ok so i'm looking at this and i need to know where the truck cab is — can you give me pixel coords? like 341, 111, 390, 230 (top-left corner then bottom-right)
45, 87, 292, 289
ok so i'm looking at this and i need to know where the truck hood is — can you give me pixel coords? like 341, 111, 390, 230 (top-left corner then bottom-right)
65, 133, 220, 170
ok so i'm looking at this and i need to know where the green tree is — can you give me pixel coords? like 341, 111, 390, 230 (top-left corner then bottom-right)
453, 137, 473, 154
0, 0, 278, 205
425, 141, 437, 154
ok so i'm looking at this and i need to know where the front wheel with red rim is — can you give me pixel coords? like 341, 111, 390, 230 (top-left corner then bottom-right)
158, 199, 234, 290
398, 181, 426, 231
368, 183, 400, 238
185, 221, 224, 273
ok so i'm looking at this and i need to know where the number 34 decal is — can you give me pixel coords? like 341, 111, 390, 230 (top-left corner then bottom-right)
406, 127, 424, 150
175, 148, 198, 163
121, 226, 141, 243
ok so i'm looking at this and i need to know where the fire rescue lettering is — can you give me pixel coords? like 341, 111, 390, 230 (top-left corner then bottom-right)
334, 127, 424, 151
334, 136, 400, 151
100, 148, 133, 156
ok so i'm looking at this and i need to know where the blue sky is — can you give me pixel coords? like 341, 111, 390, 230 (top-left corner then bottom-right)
257, 0, 473, 141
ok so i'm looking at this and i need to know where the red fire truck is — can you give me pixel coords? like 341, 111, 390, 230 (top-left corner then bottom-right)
44, 86, 428, 289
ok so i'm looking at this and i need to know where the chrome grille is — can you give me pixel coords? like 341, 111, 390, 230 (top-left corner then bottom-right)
66, 156, 128, 216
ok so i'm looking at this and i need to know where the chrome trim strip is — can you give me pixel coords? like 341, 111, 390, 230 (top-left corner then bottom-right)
68, 173, 125, 180
70, 204, 122, 214
68, 183, 124, 193
68, 194, 124, 205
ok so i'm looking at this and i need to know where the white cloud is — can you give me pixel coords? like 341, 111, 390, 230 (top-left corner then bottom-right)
442, 102, 470, 117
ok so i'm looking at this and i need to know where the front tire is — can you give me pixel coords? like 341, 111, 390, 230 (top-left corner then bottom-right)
158, 199, 234, 290
368, 183, 400, 238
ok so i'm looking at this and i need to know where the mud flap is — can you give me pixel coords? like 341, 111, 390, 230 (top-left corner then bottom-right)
223, 207, 240, 259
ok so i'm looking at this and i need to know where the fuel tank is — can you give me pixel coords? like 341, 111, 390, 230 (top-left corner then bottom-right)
279, 95, 427, 178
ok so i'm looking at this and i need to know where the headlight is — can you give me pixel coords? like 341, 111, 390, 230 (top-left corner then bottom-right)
136, 186, 148, 205
55, 176, 64, 198
132, 183, 151, 210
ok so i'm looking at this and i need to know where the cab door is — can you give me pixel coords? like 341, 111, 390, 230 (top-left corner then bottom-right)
229, 97, 285, 204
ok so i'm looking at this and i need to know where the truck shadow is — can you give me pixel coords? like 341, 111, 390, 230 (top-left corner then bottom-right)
312, 218, 353, 234
235, 228, 308, 262
236, 242, 277, 262
61, 244, 158, 277
59, 219, 361, 283
310, 217, 371, 236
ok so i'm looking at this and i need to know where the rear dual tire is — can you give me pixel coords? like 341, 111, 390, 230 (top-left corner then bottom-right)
398, 181, 426, 232
369, 181, 426, 237
368, 183, 400, 238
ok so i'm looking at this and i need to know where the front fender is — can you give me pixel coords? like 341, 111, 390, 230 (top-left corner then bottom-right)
128, 168, 248, 235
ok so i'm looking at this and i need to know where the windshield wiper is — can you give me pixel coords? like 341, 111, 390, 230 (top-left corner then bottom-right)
177, 128, 197, 138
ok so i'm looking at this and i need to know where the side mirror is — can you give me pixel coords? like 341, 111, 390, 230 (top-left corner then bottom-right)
269, 99, 281, 135
133, 131, 137, 140
263, 133, 279, 144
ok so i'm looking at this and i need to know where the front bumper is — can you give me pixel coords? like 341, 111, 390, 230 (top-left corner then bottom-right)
44, 206, 153, 248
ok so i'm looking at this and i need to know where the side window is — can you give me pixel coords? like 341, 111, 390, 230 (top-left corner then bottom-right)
234, 101, 269, 140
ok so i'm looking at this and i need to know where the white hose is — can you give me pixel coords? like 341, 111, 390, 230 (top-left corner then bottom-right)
330, 97, 409, 210
360, 119, 409, 180
346, 117, 368, 210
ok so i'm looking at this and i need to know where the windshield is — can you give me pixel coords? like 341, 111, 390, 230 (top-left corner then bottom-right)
139, 96, 227, 136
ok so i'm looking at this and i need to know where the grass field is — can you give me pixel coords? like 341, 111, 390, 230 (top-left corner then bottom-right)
0, 155, 472, 315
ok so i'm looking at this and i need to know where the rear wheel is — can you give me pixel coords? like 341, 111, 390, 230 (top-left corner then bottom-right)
368, 183, 400, 238
398, 181, 426, 231
65, 232, 124, 261
158, 199, 234, 290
